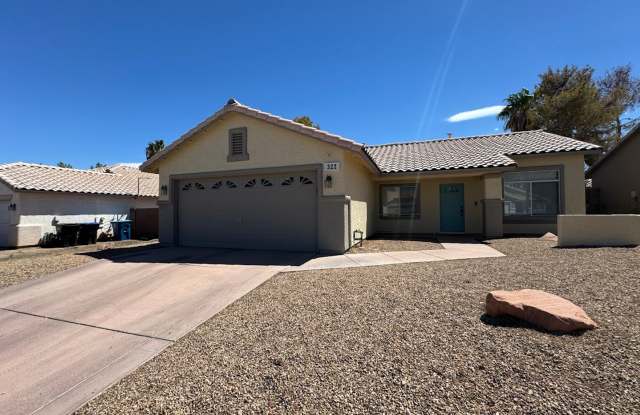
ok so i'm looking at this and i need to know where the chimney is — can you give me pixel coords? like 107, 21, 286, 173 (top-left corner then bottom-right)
447, 133, 453, 139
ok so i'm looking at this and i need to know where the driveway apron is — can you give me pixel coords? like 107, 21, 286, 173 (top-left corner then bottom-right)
0, 247, 310, 415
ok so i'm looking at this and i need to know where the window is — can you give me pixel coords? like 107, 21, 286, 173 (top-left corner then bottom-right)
380, 184, 419, 219
503, 169, 560, 217
281, 177, 294, 186
227, 127, 249, 161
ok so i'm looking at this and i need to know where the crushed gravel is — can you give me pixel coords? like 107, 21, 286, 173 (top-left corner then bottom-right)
78, 238, 639, 414
348, 236, 442, 253
0, 240, 158, 289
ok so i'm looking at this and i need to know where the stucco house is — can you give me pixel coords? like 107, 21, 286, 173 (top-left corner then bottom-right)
141, 99, 600, 254
586, 123, 640, 213
0, 163, 158, 247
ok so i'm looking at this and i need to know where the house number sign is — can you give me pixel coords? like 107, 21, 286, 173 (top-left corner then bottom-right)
323, 162, 340, 172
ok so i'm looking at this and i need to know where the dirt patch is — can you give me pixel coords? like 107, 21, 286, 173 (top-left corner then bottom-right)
348, 235, 442, 253
78, 238, 640, 414
0, 240, 158, 289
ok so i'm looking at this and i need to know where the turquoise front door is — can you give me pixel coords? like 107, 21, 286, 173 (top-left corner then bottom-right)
440, 183, 465, 233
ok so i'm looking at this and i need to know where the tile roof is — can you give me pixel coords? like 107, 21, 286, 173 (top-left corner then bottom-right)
141, 98, 366, 172
0, 162, 158, 197
365, 130, 601, 173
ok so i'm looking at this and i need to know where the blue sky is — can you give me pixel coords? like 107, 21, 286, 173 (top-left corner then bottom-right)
1, 0, 639, 168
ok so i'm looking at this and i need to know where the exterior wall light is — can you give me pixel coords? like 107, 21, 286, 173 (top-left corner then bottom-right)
8, 203, 16, 211
324, 174, 333, 189
161, 185, 168, 196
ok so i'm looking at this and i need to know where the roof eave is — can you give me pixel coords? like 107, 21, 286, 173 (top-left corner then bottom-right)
140, 102, 365, 173
586, 129, 638, 177
375, 165, 517, 178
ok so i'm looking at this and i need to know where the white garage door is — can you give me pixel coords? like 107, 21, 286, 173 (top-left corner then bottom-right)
177, 171, 318, 252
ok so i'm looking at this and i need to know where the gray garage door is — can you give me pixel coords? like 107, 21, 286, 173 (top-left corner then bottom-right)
0, 201, 8, 247
177, 171, 317, 251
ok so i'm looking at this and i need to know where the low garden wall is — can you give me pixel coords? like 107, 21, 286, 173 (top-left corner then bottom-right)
557, 214, 640, 247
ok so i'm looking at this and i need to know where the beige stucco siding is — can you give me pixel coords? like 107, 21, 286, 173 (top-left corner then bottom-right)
156, 112, 350, 201
590, 131, 640, 213
373, 175, 484, 235
503, 152, 587, 235
343, 153, 376, 244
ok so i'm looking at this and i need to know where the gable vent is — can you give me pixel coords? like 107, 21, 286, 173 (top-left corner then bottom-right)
227, 127, 249, 161
230, 132, 245, 155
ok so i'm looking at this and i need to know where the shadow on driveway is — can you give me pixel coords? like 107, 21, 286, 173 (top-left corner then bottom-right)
80, 245, 315, 267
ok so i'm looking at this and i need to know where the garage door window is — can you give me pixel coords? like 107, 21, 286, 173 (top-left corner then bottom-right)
281, 177, 295, 186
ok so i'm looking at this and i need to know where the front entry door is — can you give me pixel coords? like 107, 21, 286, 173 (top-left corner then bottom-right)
440, 183, 465, 233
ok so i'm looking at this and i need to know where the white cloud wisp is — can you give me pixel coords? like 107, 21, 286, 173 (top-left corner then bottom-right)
446, 105, 505, 122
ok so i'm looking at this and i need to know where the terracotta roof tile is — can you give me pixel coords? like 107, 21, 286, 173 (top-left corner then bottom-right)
0, 162, 158, 197
365, 130, 600, 173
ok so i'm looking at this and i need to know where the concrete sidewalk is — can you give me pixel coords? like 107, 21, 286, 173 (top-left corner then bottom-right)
289, 240, 504, 271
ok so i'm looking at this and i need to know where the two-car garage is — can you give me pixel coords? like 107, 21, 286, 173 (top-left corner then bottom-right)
177, 170, 318, 252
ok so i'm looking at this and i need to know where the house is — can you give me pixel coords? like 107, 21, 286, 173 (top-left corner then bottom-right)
141, 99, 600, 253
586, 123, 640, 213
0, 163, 158, 247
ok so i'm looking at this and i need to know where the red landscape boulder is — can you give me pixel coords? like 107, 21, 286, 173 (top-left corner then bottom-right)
485, 289, 597, 333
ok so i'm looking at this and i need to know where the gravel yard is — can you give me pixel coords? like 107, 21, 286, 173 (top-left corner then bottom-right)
348, 235, 442, 253
0, 240, 158, 289
78, 238, 639, 414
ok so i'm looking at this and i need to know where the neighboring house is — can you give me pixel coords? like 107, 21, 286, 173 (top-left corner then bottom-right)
0, 163, 158, 247
586, 124, 640, 213
141, 99, 600, 254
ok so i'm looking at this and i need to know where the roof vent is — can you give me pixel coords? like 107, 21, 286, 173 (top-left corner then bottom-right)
226, 98, 239, 106
447, 133, 453, 139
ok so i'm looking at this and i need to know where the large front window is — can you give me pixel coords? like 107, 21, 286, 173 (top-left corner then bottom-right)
380, 184, 419, 219
503, 169, 560, 216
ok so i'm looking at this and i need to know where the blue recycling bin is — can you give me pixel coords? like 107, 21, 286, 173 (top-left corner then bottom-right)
112, 220, 133, 241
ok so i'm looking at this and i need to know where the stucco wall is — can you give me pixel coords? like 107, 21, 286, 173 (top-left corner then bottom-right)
590, 131, 640, 213
343, 152, 376, 245
504, 152, 586, 235
155, 112, 350, 201
373, 175, 484, 235
558, 214, 640, 247
151, 112, 373, 252
0, 180, 13, 196
12, 192, 156, 246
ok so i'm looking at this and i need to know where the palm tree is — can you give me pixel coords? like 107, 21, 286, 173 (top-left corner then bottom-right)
145, 139, 165, 160
497, 88, 534, 131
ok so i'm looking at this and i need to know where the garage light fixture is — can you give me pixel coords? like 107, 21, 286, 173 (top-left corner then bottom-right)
324, 174, 333, 189
8, 203, 16, 211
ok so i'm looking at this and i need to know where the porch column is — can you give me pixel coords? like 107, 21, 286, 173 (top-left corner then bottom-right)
482, 174, 503, 238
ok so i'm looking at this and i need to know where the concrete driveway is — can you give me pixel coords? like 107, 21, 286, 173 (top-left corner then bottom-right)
0, 247, 311, 415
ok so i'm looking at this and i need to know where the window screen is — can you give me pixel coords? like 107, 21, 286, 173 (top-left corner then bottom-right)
503, 169, 560, 216
380, 184, 419, 218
